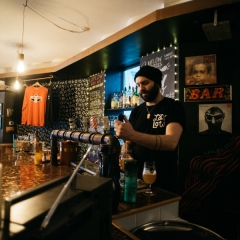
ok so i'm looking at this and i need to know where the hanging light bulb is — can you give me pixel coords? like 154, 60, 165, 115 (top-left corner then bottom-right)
14, 76, 20, 90
17, 53, 24, 73
16, 1, 27, 73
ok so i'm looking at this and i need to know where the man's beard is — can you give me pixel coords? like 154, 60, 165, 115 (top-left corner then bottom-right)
140, 83, 160, 102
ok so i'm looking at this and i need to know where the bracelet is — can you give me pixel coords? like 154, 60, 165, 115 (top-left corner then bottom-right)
154, 135, 162, 150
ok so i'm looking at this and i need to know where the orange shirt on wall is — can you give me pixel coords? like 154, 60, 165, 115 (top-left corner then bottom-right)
21, 86, 48, 126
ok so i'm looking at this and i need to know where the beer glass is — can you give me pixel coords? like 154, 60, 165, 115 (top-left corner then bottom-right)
142, 161, 157, 196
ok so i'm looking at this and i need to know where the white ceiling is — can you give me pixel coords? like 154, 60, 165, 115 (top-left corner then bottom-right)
0, 0, 191, 75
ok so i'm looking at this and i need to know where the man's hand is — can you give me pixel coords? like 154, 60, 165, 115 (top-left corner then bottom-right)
114, 115, 135, 141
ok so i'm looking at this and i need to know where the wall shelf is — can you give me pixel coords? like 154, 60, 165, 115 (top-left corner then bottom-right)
106, 108, 134, 111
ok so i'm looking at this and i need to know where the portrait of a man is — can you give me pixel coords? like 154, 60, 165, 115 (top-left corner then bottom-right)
199, 103, 232, 135
185, 54, 217, 85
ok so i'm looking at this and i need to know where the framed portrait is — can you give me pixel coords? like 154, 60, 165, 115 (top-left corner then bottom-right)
199, 103, 232, 135
185, 54, 217, 85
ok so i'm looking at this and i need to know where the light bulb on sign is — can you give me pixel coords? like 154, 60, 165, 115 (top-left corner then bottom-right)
17, 53, 24, 73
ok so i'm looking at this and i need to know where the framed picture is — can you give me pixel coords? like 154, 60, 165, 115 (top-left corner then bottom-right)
199, 103, 232, 135
185, 54, 217, 85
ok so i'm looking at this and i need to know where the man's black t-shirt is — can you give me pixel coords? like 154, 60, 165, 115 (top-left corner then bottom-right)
129, 97, 186, 193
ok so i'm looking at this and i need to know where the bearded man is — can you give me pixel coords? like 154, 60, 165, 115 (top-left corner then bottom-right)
114, 65, 186, 194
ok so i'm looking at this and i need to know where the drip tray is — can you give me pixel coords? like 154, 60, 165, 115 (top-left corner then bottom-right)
131, 220, 225, 240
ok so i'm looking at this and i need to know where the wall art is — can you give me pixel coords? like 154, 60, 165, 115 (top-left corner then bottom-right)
185, 54, 217, 85
198, 103, 232, 135
184, 85, 232, 102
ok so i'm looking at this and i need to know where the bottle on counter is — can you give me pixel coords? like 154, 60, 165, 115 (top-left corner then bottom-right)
124, 159, 138, 203
33, 131, 38, 154
27, 132, 31, 141
34, 142, 42, 165
12, 134, 17, 148
34, 131, 38, 143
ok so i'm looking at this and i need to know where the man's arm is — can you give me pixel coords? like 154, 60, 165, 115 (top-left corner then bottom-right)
114, 116, 183, 151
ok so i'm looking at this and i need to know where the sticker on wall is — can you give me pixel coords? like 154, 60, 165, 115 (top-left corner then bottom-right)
185, 54, 217, 85
184, 85, 232, 102
6, 126, 14, 133
6, 108, 14, 117
198, 103, 232, 135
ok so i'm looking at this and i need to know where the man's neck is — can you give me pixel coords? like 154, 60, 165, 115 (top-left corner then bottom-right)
146, 93, 164, 106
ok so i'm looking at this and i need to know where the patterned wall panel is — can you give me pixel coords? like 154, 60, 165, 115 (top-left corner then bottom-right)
17, 78, 89, 159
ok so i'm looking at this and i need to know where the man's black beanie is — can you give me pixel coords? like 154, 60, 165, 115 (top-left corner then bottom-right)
134, 65, 162, 87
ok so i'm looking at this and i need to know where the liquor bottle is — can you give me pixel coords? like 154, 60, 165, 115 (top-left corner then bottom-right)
118, 91, 123, 108
126, 85, 132, 108
111, 92, 118, 109
132, 85, 139, 107
123, 87, 127, 108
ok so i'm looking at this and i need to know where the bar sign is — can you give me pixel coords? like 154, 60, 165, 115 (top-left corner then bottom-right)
184, 85, 232, 102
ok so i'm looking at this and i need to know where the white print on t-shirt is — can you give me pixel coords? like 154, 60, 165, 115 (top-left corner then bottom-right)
30, 94, 42, 103
152, 114, 167, 128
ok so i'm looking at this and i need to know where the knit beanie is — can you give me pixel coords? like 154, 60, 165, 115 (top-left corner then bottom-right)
134, 65, 162, 87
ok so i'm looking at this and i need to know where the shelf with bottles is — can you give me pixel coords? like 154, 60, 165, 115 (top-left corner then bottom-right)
110, 85, 140, 111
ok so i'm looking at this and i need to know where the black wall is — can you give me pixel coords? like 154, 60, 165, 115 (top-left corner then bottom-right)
178, 39, 240, 239
178, 39, 240, 190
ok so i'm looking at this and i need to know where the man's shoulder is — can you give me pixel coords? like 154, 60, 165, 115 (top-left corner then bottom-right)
163, 97, 175, 102
161, 97, 183, 108
132, 102, 145, 110
130, 103, 145, 118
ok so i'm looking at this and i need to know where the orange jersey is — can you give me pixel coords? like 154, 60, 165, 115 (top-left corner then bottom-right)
21, 86, 48, 126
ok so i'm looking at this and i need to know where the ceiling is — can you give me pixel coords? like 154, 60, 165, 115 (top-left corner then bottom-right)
0, 0, 192, 77
55, 0, 240, 79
